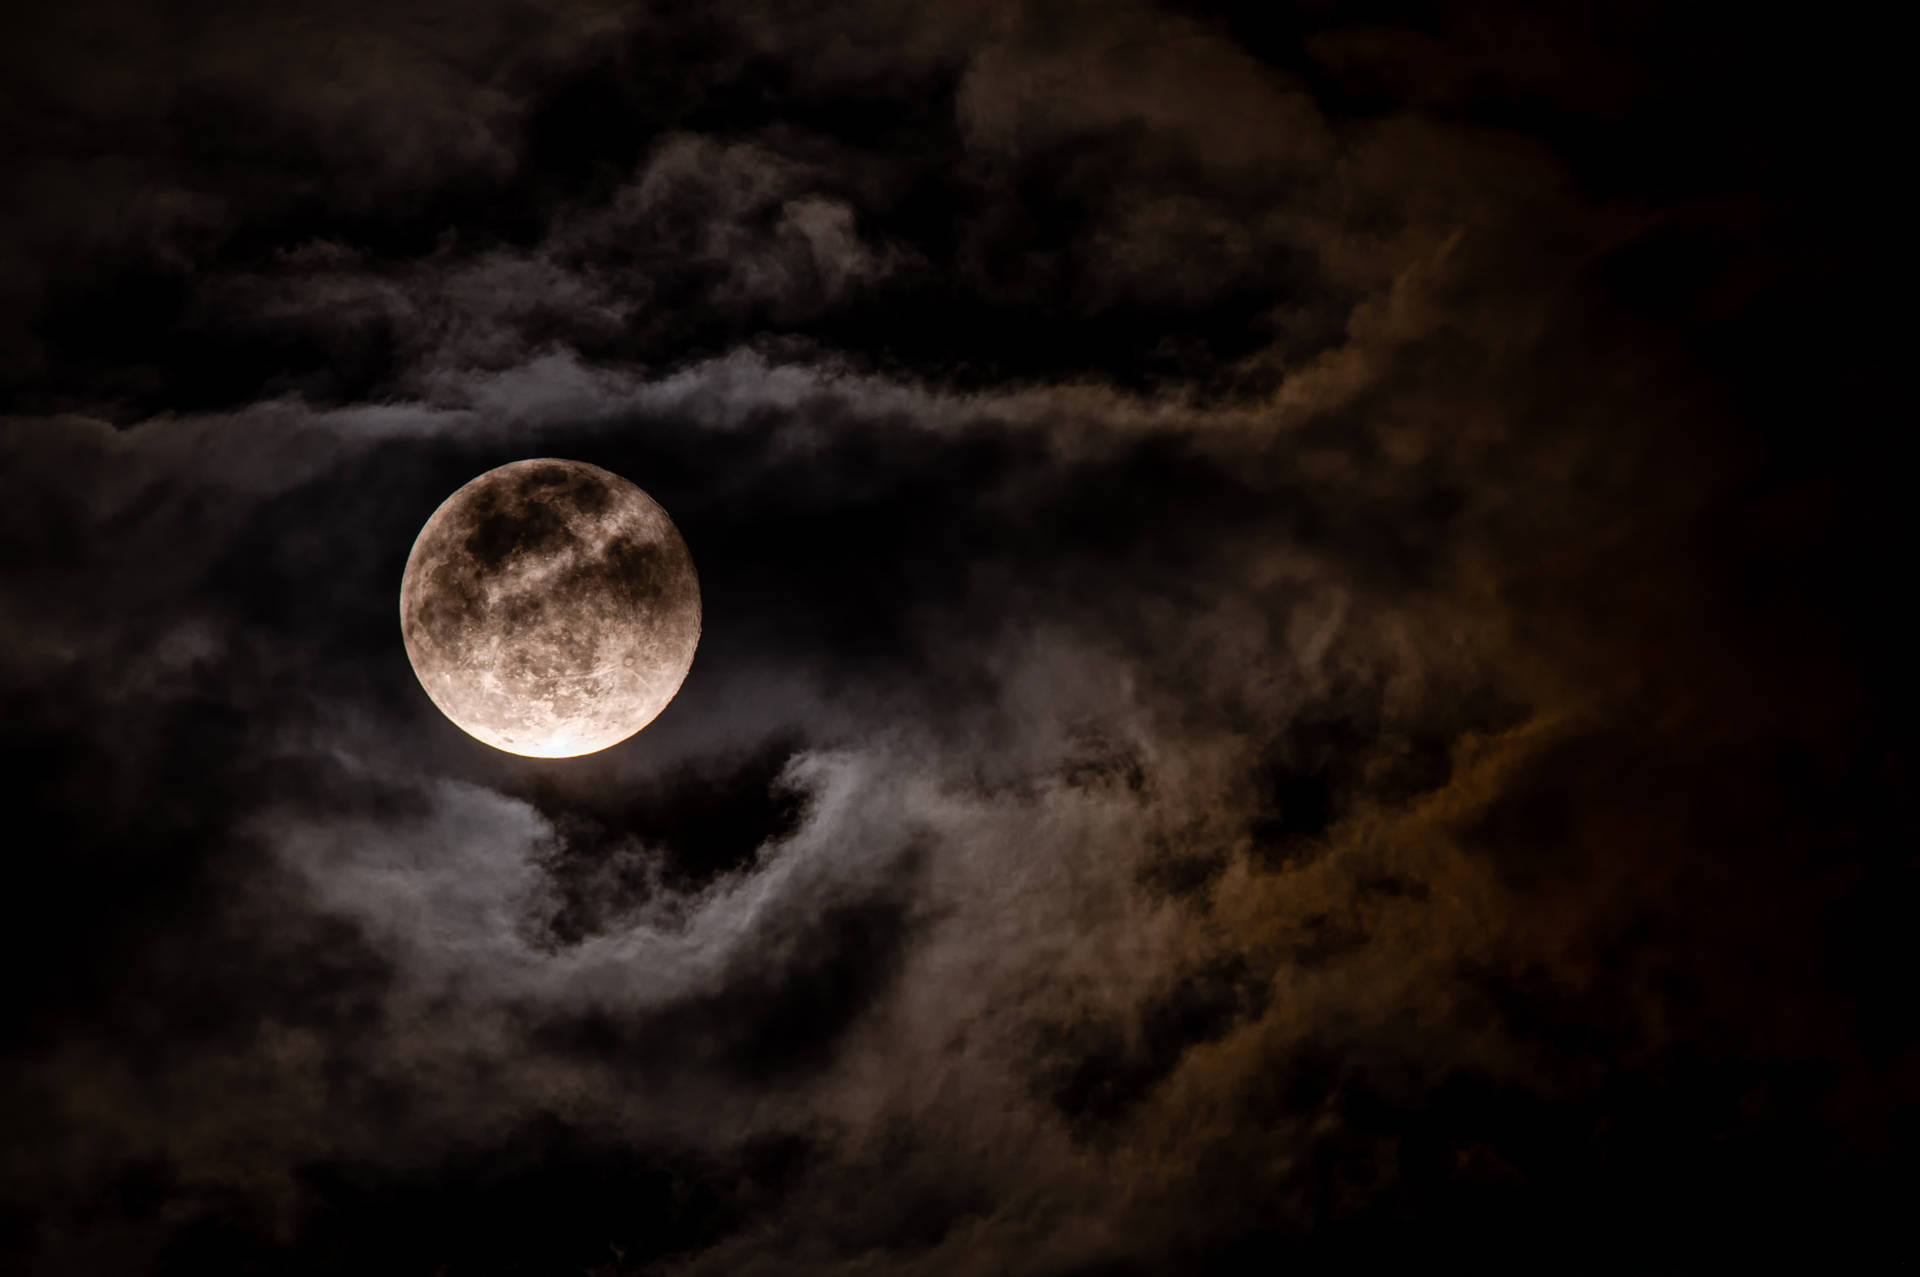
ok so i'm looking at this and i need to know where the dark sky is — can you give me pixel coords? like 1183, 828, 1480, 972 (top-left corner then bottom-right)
0, 2, 1911, 1273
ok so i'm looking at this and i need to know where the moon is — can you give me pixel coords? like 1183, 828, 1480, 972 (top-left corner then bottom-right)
399, 459, 701, 758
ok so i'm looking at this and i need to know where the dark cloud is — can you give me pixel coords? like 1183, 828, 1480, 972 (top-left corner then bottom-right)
1, 0, 1909, 1273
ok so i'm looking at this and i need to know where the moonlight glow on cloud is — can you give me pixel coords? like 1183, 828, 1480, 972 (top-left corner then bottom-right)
0, 2, 1905, 1273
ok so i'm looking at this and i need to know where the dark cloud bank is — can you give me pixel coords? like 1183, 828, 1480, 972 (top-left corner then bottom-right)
0, 2, 1910, 1273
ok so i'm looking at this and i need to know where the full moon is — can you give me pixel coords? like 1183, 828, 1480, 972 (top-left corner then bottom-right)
399, 459, 701, 757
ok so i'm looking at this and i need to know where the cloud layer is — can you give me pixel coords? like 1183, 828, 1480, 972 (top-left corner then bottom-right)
0, 1, 1909, 1273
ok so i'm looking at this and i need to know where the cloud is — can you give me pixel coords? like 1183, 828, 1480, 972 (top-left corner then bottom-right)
0, 1, 1908, 1273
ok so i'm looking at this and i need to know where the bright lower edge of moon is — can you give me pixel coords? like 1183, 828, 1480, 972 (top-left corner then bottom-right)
399, 458, 702, 758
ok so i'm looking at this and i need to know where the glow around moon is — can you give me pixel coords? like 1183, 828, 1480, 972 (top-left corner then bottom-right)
399, 459, 701, 757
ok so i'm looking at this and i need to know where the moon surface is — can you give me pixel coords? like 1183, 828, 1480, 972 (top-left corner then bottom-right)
400, 459, 701, 758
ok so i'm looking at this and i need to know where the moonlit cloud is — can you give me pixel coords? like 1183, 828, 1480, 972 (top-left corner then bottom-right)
0, 1, 1905, 1273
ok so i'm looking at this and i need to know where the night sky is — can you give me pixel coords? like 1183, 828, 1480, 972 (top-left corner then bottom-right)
1, 2, 1911, 1273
